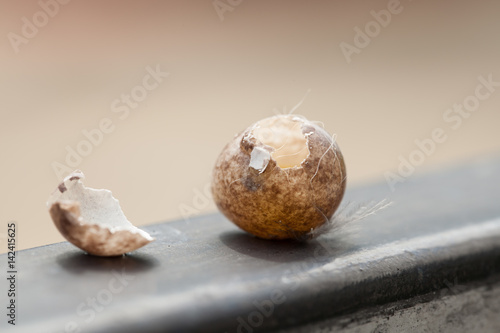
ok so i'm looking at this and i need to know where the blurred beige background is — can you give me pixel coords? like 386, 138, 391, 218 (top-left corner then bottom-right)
1, 0, 499, 252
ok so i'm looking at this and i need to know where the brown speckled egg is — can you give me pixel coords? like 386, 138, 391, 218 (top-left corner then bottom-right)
212, 114, 346, 240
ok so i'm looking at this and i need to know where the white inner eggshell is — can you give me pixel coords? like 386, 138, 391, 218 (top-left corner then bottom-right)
47, 173, 152, 240
252, 116, 310, 169
249, 146, 271, 173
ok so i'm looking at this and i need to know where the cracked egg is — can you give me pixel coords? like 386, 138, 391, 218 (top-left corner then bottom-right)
212, 114, 346, 240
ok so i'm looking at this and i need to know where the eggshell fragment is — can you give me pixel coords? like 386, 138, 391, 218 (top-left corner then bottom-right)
47, 171, 153, 256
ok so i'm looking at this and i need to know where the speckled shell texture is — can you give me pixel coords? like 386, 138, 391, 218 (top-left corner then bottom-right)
212, 116, 346, 240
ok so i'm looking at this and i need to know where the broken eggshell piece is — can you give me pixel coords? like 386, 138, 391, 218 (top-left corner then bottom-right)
47, 171, 154, 256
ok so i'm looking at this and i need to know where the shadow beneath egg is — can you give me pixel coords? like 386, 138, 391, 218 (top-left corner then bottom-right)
219, 230, 350, 263
56, 250, 159, 274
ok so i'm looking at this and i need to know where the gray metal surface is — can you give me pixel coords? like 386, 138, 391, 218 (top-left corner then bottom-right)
288, 276, 500, 333
1, 155, 500, 333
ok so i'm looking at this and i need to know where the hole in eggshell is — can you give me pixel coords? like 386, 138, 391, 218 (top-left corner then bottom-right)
253, 116, 310, 169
